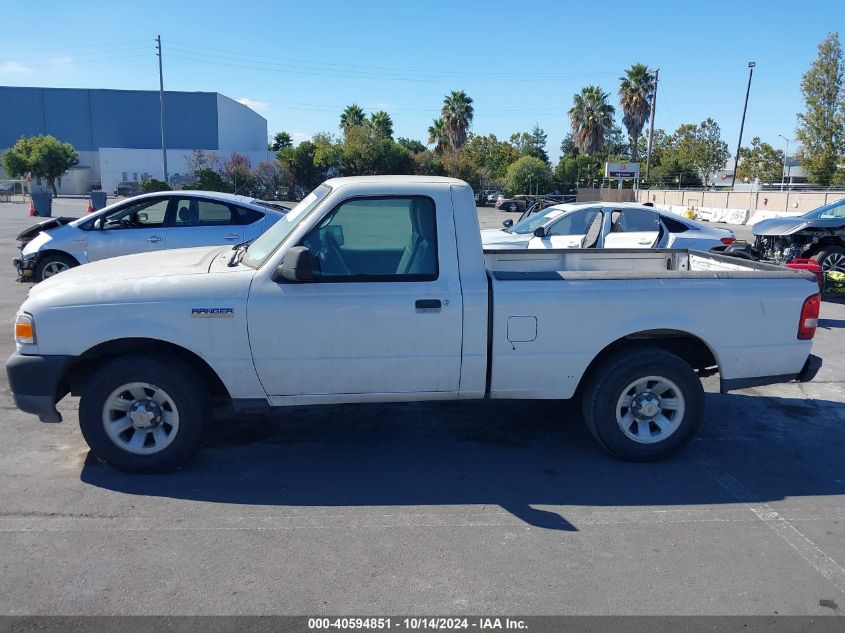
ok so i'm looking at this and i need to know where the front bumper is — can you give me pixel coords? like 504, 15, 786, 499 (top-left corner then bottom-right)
720, 354, 823, 392
13, 252, 36, 281
5, 352, 74, 422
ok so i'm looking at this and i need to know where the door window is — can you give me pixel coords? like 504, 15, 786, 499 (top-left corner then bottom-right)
173, 198, 236, 226
102, 199, 169, 229
301, 196, 438, 281
547, 208, 602, 236
610, 208, 659, 232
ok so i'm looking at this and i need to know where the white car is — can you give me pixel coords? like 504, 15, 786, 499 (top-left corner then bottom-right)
482, 202, 736, 251
14, 191, 287, 282
6, 176, 820, 472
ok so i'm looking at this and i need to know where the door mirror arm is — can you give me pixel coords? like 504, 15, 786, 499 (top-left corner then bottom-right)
533, 227, 546, 238
272, 246, 320, 283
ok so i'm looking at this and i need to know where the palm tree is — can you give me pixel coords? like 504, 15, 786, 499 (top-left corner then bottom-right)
427, 118, 447, 154
568, 85, 615, 155
441, 91, 474, 149
339, 104, 366, 135
370, 111, 394, 138
619, 64, 655, 160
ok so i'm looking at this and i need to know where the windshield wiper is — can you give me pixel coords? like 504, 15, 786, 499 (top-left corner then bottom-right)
227, 238, 255, 267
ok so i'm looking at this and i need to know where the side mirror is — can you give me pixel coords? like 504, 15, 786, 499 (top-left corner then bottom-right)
533, 227, 546, 238
137, 212, 148, 222
502, 219, 513, 228
272, 246, 319, 283
94, 218, 103, 230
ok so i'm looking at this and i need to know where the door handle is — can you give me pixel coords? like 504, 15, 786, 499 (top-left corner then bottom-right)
415, 299, 442, 310
147, 236, 163, 243
223, 234, 240, 240
638, 239, 652, 245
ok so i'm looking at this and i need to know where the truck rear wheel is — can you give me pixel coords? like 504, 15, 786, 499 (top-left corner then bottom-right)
582, 347, 704, 461
79, 355, 209, 473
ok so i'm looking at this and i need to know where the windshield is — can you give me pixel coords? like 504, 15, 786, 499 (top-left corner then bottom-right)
803, 199, 845, 219
506, 207, 569, 234
241, 184, 332, 268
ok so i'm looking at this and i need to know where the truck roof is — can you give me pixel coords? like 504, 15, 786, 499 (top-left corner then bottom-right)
324, 175, 468, 187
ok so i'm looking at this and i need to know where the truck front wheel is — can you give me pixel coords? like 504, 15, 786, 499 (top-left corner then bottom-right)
582, 347, 704, 461
79, 355, 209, 473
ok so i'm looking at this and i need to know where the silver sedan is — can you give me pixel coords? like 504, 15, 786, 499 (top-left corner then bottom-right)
482, 202, 736, 251
15, 191, 287, 282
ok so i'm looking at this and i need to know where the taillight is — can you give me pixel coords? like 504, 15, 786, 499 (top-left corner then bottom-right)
798, 293, 820, 340
720, 237, 736, 245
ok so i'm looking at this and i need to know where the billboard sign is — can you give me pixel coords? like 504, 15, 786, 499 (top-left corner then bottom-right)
605, 162, 640, 178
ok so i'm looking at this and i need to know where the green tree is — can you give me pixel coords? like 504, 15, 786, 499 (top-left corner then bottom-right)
339, 104, 366, 136
463, 133, 520, 183
441, 91, 474, 149
277, 141, 328, 196
568, 85, 615, 155
139, 177, 170, 193
619, 63, 655, 160
2, 134, 79, 197
192, 168, 229, 192
369, 111, 394, 138
396, 137, 427, 153
427, 118, 447, 154
736, 137, 785, 183
504, 156, 552, 195
269, 131, 293, 152
509, 124, 549, 163
796, 32, 845, 185
672, 118, 729, 185
560, 133, 578, 159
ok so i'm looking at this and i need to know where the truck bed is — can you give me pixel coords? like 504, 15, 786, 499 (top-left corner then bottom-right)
484, 248, 815, 281
483, 248, 818, 401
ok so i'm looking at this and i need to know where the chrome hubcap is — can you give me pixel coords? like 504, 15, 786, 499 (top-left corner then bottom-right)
102, 382, 179, 455
822, 253, 845, 273
616, 376, 686, 444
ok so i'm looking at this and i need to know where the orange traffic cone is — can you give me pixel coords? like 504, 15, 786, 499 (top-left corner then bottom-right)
87, 199, 94, 213
29, 199, 36, 217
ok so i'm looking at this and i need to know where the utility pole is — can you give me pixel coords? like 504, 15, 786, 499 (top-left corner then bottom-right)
645, 67, 659, 182
730, 61, 755, 188
156, 35, 168, 183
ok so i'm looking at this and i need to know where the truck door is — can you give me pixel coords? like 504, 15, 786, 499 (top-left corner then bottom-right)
247, 192, 464, 397
603, 208, 661, 249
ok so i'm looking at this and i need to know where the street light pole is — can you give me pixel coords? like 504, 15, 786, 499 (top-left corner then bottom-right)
778, 134, 789, 192
730, 61, 755, 188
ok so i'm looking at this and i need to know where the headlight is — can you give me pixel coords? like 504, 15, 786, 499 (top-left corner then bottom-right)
14, 313, 36, 345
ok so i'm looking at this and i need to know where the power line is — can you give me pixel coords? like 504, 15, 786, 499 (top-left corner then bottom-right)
165, 41, 619, 81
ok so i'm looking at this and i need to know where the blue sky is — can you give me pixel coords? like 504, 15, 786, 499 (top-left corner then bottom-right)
1, 0, 841, 162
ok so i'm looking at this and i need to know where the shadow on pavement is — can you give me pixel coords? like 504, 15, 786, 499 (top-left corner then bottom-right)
80, 393, 845, 531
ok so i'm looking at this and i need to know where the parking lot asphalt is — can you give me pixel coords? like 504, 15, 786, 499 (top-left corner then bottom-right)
0, 199, 843, 615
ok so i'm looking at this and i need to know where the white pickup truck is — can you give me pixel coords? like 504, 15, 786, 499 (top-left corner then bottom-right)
6, 176, 822, 473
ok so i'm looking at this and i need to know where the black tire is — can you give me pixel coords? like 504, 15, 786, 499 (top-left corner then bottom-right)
79, 355, 209, 473
581, 347, 704, 462
811, 245, 845, 275
34, 253, 77, 282
509, 202, 519, 212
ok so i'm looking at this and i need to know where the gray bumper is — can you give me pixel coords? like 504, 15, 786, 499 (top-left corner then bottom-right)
5, 352, 73, 423
720, 354, 823, 393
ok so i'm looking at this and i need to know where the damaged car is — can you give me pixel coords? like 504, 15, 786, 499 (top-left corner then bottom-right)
752, 199, 845, 273
14, 191, 286, 282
